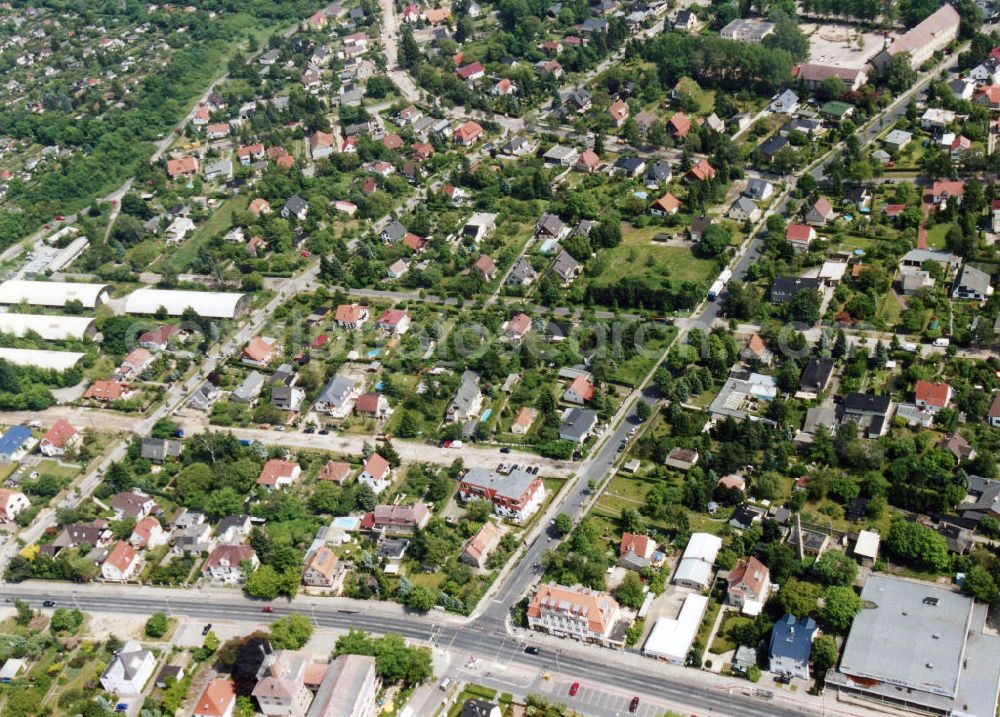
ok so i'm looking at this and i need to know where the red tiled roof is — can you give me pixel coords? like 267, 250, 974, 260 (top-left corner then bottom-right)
319, 461, 352, 483
786, 224, 814, 243
257, 459, 300, 486
363, 453, 390, 479
567, 375, 595, 401
915, 380, 951, 408
41, 419, 77, 449
356, 393, 384, 414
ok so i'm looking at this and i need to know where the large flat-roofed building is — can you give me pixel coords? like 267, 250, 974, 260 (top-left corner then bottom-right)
124, 289, 248, 319
642, 593, 709, 664
0, 347, 84, 371
871, 4, 960, 71
720, 18, 775, 43
0, 313, 97, 341
826, 575, 1000, 717
458, 467, 546, 522
0, 280, 110, 309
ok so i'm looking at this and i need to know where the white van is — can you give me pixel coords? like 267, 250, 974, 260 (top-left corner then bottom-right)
933, 338, 950, 347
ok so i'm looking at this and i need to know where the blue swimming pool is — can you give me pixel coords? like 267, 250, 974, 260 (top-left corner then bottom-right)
480, 409, 492, 422
367, 348, 381, 358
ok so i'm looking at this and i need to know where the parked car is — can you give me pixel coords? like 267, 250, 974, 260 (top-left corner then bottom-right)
202, 624, 212, 635
629, 697, 640, 713
569, 683, 580, 697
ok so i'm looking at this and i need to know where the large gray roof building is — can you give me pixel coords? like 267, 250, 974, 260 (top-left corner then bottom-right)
827, 574, 1000, 717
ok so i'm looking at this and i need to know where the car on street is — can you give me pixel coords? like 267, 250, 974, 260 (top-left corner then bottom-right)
569, 683, 580, 697
630, 697, 640, 712
262, 606, 274, 613
524, 646, 540, 655
42, 600, 56, 607
500, 447, 511, 453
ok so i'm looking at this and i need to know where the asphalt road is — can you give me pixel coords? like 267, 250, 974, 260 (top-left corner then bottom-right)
2, 584, 804, 717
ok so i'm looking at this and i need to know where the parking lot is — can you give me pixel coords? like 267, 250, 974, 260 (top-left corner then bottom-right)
540, 676, 667, 717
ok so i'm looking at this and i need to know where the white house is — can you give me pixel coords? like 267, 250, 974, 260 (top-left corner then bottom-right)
359, 453, 392, 494
100, 640, 156, 696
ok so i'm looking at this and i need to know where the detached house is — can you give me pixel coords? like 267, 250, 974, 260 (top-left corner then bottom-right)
563, 375, 595, 404
101, 540, 141, 582
100, 641, 156, 696
359, 453, 392, 494
243, 336, 278, 368
651, 193, 681, 217
202, 544, 258, 584
376, 309, 410, 334
952, 264, 992, 301
806, 198, 835, 226
257, 459, 302, 490
39, 419, 78, 457
608, 99, 629, 127
727, 557, 770, 616
335, 303, 369, 329
914, 380, 952, 412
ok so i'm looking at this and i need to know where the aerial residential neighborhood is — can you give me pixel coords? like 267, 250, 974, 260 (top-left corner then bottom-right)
2, 0, 1000, 716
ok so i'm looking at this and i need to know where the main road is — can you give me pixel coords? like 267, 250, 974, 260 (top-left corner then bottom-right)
1, 582, 809, 717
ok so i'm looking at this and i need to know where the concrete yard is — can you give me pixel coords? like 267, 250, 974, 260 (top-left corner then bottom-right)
803, 23, 884, 69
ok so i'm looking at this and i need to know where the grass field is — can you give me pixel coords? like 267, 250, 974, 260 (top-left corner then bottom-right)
594, 225, 717, 284
924, 222, 949, 250
163, 194, 249, 273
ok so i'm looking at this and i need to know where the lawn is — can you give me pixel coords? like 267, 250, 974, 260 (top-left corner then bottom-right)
36, 460, 79, 480
876, 290, 903, 325
594, 226, 716, 285
924, 222, 949, 250
162, 194, 249, 273
710, 614, 752, 654
671, 76, 715, 114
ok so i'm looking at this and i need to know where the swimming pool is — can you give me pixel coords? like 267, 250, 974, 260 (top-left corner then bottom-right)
480, 408, 492, 422
367, 348, 381, 358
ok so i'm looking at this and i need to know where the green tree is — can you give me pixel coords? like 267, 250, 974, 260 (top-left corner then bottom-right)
820, 586, 862, 634
777, 578, 821, 618
885, 520, 951, 572
403, 584, 438, 612
49, 607, 84, 635
962, 565, 998, 603
145, 612, 169, 638
466, 499, 494, 522
13, 599, 32, 626
697, 224, 731, 257
553, 513, 573, 536
269, 614, 314, 649
811, 634, 839, 674
616, 571, 645, 609
812, 550, 858, 587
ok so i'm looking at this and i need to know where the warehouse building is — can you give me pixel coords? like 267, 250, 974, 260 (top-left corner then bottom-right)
0, 347, 85, 371
0, 280, 110, 309
124, 289, 248, 319
0, 314, 97, 341
826, 574, 1000, 716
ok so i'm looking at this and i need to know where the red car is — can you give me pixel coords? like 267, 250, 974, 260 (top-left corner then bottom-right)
55, 214, 64, 221
568, 683, 580, 697
261, 606, 274, 613
629, 697, 640, 713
